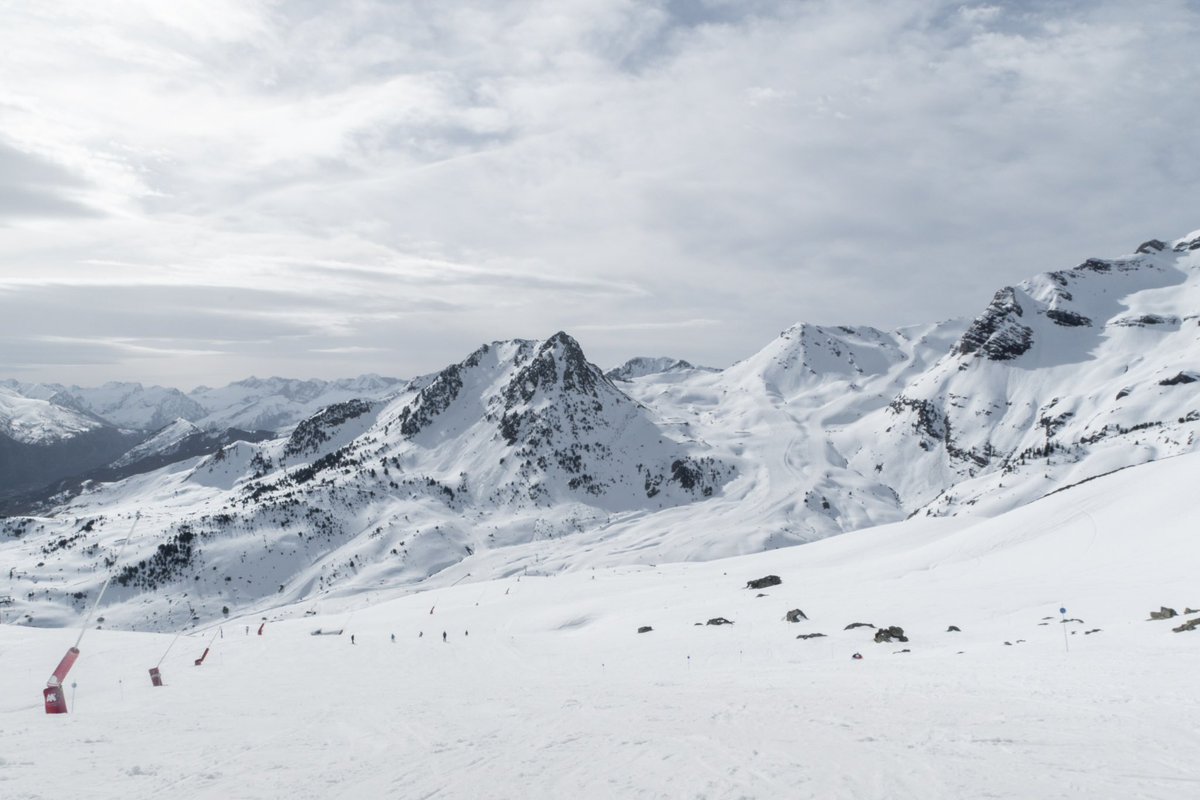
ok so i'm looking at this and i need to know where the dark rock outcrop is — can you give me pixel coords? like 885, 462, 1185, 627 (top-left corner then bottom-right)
953, 287, 1034, 361
844, 622, 875, 630
1045, 309, 1093, 328
785, 609, 808, 623
706, 617, 734, 626
874, 625, 908, 643
1149, 607, 1178, 620
796, 633, 826, 640
285, 399, 372, 457
946, 625, 961, 632
745, 575, 782, 590
1172, 618, 1200, 633
637, 625, 653, 634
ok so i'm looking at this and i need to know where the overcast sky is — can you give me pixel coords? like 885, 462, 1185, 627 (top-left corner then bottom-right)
2, 0, 1198, 389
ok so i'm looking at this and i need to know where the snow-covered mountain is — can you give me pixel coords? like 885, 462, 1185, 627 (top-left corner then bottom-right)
0, 332, 731, 629
605, 356, 716, 381
0, 375, 406, 504
189, 374, 406, 432
0, 386, 143, 499
0, 385, 104, 445
51, 382, 207, 432
0, 374, 406, 434
840, 230, 1200, 518
4, 228, 1200, 634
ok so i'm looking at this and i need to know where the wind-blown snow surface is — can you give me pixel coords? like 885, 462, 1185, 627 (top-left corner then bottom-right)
1, 454, 1197, 799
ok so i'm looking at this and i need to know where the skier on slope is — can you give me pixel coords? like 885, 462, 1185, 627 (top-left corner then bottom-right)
442, 631, 447, 643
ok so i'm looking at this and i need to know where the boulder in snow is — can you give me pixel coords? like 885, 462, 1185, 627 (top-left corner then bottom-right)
746, 575, 782, 590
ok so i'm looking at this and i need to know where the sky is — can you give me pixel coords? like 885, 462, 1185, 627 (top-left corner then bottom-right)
2, 0, 1199, 389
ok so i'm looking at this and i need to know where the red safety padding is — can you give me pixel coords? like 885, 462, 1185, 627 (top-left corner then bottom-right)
49, 647, 80, 686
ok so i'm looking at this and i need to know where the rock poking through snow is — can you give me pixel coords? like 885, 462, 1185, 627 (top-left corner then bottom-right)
874, 625, 908, 643
745, 575, 782, 590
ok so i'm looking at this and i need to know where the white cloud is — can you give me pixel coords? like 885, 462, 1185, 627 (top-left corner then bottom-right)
1, 0, 1198, 385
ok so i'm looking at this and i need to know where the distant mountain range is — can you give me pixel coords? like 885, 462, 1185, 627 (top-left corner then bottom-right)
2, 227, 1198, 631
0, 375, 407, 503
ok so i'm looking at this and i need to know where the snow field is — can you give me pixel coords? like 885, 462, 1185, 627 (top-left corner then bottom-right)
2, 453, 1198, 799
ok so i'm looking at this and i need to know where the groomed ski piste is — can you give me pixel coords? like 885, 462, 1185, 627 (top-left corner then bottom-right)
2, 452, 1198, 799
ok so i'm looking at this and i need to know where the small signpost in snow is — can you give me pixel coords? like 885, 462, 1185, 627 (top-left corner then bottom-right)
1060, 606, 1069, 653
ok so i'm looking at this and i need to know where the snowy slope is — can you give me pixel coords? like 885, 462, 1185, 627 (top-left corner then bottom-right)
614, 321, 966, 546
1, 452, 1197, 799
108, 419, 203, 468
